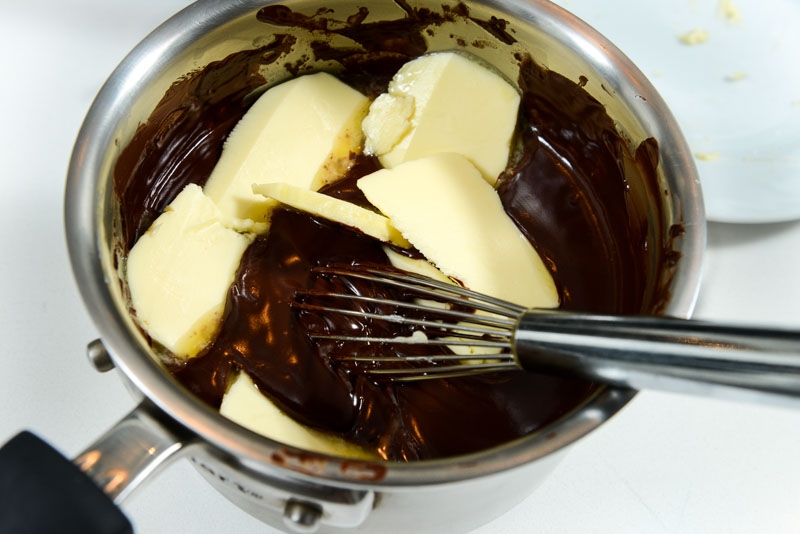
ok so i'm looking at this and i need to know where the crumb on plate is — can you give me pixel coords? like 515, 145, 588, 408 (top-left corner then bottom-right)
678, 29, 710, 45
717, 0, 743, 24
695, 152, 720, 162
725, 72, 747, 82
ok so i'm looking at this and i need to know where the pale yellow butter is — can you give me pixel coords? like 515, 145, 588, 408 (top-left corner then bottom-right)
358, 153, 558, 309
362, 52, 520, 185
252, 182, 410, 248
127, 184, 253, 359
220, 372, 378, 460
204, 72, 369, 231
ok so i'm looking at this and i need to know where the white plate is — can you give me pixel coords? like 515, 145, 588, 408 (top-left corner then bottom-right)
554, 0, 800, 223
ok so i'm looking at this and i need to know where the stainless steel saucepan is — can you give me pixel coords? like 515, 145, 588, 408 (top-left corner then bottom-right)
0, 1, 705, 532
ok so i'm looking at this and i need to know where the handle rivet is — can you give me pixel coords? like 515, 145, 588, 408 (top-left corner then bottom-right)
283, 498, 322, 533
86, 339, 115, 373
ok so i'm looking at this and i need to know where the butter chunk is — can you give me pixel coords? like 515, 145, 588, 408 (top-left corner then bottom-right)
127, 184, 253, 359
204, 72, 370, 230
358, 154, 558, 308
362, 52, 520, 185
220, 372, 378, 460
252, 182, 410, 248
383, 247, 453, 284
361, 93, 414, 156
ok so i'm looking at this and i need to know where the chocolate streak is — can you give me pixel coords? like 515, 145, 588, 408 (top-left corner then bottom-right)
115, 3, 677, 461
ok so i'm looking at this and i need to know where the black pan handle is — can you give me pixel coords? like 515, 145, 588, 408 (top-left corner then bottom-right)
0, 400, 192, 533
0, 431, 132, 533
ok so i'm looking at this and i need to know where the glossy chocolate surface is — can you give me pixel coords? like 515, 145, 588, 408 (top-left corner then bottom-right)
114, 3, 676, 461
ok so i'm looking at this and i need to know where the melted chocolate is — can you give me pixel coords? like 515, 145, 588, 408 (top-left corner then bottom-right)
499, 56, 666, 314
114, 35, 296, 250
114, 3, 678, 461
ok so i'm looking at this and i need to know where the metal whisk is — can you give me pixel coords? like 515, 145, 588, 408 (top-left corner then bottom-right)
294, 264, 800, 403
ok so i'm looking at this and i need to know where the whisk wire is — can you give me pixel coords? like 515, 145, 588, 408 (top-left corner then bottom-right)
310, 335, 510, 348
294, 301, 515, 340
295, 288, 517, 330
293, 264, 526, 380
366, 362, 519, 381
309, 265, 526, 318
341, 353, 515, 363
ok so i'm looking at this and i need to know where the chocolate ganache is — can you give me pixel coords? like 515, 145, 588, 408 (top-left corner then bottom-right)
114, 3, 679, 461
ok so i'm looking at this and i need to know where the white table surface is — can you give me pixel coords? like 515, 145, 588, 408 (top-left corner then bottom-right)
2, 2, 799, 533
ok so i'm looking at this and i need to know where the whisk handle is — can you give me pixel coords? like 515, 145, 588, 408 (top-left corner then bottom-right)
514, 312, 800, 403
